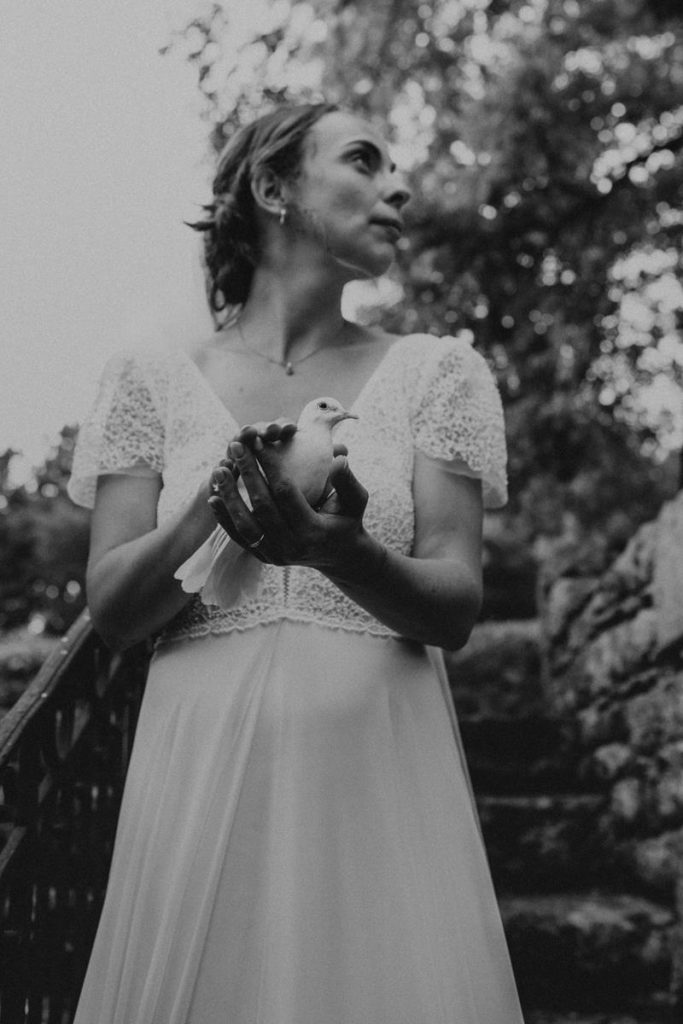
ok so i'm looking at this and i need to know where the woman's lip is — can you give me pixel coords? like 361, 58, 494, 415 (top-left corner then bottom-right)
371, 220, 403, 241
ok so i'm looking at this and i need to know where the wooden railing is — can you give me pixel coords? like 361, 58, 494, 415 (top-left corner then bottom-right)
0, 611, 150, 1023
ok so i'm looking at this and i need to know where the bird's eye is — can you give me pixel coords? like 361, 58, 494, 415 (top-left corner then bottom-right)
318, 401, 328, 410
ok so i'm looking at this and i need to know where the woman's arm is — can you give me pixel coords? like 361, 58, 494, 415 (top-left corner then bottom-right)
323, 453, 483, 651
86, 473, 216, 650
211, 442, 483, 652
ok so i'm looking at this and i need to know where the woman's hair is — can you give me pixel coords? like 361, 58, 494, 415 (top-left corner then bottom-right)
189, 102, 338, 318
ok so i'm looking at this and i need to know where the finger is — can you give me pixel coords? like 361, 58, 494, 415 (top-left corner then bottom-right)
261, 420, 297, 443
235, 420, 298, 446
235, 425, 259, 447
228, 441, 269, 503
238, 421, 281, 443
316, 486, 342, 515
228, 441, 291, 543
208, 476, 281, 563
207, 497, 272, 563
275, 420, 298, 441
210, 458, 285, 566
207, 494, 254, 548
262, 423, 282, 442
209, 466, 245, 516
211, 459, 265, 547
207, 486, 255, 551
209, 466, 231, 500
212, 459, 238, 489
327, 456, 368, 519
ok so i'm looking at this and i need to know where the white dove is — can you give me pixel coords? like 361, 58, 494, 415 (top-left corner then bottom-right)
174, 397, 358, 609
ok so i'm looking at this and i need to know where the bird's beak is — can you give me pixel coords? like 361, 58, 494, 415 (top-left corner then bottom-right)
333, 410, 359, 426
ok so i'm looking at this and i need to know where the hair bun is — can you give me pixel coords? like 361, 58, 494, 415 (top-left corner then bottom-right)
188, 193, 237, 235
188, 188, 254, 311
212, 192, 238, 235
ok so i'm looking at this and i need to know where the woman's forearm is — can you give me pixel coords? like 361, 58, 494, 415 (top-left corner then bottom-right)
87, 485, 215, 650
323, 532, 482, 651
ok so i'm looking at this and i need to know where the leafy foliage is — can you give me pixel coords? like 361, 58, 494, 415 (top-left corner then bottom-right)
164, 0, 683, 586
0, 428, 89, 634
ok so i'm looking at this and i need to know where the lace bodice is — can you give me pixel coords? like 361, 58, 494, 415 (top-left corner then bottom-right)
68, 334, 507, 646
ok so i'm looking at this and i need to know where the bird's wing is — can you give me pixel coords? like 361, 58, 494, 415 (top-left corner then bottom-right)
174, 527, 263, 609
174, 529, 222, 593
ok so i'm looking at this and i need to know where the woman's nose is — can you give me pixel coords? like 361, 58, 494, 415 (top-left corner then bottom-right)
383, 173, 411, 211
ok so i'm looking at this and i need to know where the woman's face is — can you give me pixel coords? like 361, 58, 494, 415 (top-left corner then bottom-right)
287, 111, 411, 280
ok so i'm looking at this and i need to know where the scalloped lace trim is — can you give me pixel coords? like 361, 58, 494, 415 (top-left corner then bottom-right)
154, 607, 397, 649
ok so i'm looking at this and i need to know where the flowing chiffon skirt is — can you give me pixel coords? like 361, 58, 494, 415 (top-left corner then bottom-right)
74, 622, 523, 1024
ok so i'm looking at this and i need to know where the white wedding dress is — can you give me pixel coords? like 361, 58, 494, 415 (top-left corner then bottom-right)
68, 333, 524, 1024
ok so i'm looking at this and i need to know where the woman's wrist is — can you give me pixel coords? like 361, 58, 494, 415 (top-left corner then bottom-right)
175, 479, 219, 557
323, 530, 388, 587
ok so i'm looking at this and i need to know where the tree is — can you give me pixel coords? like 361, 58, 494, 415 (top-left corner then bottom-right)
162, 0, 683, 605
0, 428, 89, 634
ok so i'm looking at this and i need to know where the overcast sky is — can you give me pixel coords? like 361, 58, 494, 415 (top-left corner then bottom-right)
1, 0, 214, 472
3, 2, 680, 478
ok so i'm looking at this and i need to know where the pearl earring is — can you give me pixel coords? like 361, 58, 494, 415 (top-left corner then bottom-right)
279, 207, 287, 226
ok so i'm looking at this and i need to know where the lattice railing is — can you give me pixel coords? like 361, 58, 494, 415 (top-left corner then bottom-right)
0, 611, 150, 1023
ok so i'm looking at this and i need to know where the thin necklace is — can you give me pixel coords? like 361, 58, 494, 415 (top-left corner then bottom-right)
228, 318, 348, 376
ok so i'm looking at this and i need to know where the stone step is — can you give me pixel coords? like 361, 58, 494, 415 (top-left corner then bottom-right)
499, 892, 676, 1013
477, 793, 608, 890
525, 1012, 679, 1024
446, 619, 543, 720
459, 715, 584, 793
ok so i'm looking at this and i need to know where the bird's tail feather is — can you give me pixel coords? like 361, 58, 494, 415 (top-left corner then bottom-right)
174, 527, 262, 609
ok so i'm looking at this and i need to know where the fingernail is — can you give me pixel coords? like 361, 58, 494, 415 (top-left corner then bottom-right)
229, 441, 244, 458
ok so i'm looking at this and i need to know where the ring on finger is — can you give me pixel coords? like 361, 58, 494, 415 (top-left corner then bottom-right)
314, 486, 337, 511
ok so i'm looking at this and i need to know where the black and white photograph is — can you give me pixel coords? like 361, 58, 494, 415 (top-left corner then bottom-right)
1, 2, 683, 1022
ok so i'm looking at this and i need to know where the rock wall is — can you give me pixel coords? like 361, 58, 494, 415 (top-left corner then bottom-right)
539, 492, 683, 1003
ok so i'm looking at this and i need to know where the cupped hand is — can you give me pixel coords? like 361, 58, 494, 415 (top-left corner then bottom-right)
235, 417, 298, 447
218, 419, 347, 480
207, 436, 367, 571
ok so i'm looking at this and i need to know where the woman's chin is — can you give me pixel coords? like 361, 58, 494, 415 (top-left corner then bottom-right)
331, 249, 394, 281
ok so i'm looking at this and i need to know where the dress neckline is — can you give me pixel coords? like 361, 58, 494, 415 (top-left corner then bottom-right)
183, 336, 406, 430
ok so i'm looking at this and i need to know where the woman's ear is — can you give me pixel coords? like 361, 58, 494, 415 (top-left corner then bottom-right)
250, 168, 287, 219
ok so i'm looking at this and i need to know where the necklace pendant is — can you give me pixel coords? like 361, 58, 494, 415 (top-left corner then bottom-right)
285, 362, 294, 375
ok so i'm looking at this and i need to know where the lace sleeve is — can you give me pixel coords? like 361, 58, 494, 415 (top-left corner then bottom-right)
410, 335, 508, 509
67, 352, 167, 509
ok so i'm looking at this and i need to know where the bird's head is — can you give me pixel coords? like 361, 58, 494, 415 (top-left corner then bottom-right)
300, 397, 359, 431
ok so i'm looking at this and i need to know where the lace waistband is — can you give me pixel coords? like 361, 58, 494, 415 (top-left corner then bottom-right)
154, 605, 397, 649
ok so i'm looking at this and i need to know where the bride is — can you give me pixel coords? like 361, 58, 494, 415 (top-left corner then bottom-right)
68, 101, 523, 1024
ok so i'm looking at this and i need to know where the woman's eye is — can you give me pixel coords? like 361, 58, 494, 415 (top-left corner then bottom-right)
350, 151, 372, 171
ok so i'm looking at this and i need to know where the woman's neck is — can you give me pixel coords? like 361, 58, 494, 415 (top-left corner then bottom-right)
235, 264, 355, 365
